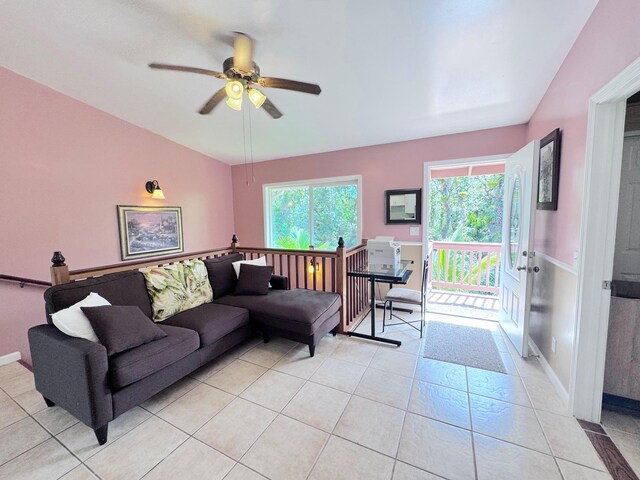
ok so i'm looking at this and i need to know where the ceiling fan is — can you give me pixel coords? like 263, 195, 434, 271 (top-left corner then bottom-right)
149, 32, 321, 119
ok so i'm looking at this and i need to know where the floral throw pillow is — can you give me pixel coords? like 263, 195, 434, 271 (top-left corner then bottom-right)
182, 259, 213, 308
143, 264, 188, 321
143, 260, 213, 322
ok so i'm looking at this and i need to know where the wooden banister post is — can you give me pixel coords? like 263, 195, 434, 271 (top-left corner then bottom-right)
335, 237, 347, 333
231, 234, 239, 252
50, 251, 70, 285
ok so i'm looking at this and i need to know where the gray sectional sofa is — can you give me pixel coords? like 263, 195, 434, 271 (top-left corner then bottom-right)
28, 253, 341, 445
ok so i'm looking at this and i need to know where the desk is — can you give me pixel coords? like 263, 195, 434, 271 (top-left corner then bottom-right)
347, 261, 412, 346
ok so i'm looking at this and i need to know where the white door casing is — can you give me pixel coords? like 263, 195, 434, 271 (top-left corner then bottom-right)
613, 134, 640, 282
572, 56, 640, 422
499, 141, 540, 357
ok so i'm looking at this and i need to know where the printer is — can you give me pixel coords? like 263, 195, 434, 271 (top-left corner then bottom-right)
367, 236, 401, 269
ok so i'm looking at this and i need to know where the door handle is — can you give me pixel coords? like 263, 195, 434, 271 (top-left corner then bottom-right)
517, 265, 540, 272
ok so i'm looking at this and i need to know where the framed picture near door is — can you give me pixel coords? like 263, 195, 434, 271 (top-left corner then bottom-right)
385, 188, 422, 224
537, 128, 561, 210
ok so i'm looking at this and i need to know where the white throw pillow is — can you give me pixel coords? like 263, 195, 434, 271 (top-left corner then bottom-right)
50, 292, 111, 342
232, 256, 268, 278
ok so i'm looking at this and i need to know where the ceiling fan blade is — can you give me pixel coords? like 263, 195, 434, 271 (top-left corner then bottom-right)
199, 88, 227, 115
232, 32, 254, 72
262, 98, 283, 119
149, 63, 226, 79
259, 77, 321, 95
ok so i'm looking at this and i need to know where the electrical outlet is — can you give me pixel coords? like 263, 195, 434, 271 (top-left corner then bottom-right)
551, 337, 557, 353
410, 227, 420, 236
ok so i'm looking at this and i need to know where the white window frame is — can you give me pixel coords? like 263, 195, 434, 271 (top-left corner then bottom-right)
263, 175, 363, 249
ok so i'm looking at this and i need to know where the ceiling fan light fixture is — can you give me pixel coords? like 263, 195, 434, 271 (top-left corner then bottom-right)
225, 80, 244, 100
226, 96, 242, 111
247, 87, 267, 109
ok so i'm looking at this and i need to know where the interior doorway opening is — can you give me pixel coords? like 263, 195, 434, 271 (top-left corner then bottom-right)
424, 159, 506, 322
597, 93, 640, 451
573, 55, 640, 424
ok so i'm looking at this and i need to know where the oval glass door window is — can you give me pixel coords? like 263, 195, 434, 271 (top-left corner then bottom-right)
509, 175, 521, 268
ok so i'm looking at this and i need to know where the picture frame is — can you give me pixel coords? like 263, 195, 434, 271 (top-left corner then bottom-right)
537, 128, 561, 211
385, 188, 422, 224
117, 205, 184, 260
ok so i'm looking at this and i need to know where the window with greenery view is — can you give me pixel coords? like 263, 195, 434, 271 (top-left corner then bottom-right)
265, 178, 360, 250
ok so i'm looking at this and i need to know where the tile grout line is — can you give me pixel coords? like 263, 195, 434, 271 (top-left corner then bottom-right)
465, 365, 480, 480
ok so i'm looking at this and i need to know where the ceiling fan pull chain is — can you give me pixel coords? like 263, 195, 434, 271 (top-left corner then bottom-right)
249, 106, 255, 183
242, 105, 249, 186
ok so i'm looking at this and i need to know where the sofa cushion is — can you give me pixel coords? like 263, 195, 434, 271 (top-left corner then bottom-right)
204, 253, 244, 299
234, 264, 273, 296
81, 305, 167, 356
44, 271, 153, 321
108, 324, 199, 389
216, 289, 341, 336
162, 303, 250, 346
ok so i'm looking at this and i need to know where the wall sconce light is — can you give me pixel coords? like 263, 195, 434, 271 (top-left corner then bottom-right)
145, 180, 165, 199
308, 259, 321, 275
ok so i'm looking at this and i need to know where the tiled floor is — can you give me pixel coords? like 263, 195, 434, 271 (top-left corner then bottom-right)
0, 312, 621, 479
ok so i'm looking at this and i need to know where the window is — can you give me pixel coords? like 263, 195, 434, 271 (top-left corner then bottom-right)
264, 176, 361, 249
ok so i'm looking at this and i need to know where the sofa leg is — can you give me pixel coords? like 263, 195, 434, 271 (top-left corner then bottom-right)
94, 424, 108, 445
43, 397, 55, 407
330, 326, 339, 336
262, 330, 270, 344
309, 344, 315, 357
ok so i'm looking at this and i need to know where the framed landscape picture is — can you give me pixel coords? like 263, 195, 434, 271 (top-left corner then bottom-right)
117, 206, 183, 260
537, 128, 561, 211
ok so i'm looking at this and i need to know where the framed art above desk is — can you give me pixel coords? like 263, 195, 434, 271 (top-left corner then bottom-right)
385, 189, 422, 224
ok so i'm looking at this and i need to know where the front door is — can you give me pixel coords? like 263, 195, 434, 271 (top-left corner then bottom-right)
498, 141, 540, 357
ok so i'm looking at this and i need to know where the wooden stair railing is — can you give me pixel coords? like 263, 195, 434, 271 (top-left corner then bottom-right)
0, 274, 51, 288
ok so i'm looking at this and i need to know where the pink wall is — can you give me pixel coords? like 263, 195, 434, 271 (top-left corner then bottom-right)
231, 125, 527, 247
0, 67, 234, 362
527, 0, 640, 265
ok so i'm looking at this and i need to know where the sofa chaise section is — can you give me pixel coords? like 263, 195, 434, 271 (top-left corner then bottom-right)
216, 288, 341, 356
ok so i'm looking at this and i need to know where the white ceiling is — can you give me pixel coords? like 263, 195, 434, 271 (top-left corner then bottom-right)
0, 1, 598, 164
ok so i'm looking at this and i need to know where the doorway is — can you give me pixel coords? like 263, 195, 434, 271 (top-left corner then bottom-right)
423, 157, 506, 323
597, 124, 640, 466
573, 56, 640, 424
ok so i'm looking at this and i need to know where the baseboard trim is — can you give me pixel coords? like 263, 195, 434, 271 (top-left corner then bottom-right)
529, 340, 570, 407
0, 352, 21, 367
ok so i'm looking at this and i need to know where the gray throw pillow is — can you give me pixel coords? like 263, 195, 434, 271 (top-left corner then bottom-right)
234, 264, 273, 296
81, 305, 167, 356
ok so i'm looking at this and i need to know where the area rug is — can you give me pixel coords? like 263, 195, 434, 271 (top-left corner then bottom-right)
423, 321, 507, 373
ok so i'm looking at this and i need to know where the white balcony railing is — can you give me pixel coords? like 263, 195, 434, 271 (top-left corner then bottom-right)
429, 241, 501, 295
